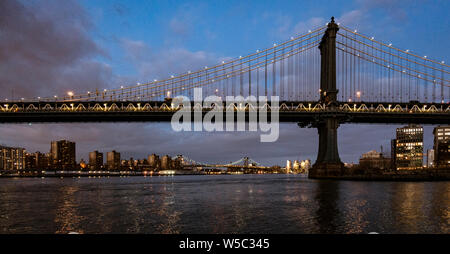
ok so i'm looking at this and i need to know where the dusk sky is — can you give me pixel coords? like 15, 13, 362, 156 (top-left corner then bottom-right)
0, 0, 448, 165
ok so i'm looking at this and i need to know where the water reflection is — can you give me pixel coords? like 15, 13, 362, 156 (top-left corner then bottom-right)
314, 180, 340, 233
429, 183, 450, 233
340, 182, 371, 234
390, 183, 426, 233
156, 180, 181, 233
54, 185, 83, 234
0, 176, 448, 234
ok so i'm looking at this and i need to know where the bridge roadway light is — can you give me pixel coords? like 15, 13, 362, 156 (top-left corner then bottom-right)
67, 91, 74, 97
356, 91, 361, 98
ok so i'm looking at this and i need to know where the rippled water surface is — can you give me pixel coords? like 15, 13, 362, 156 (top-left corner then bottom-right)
0, 175, 448, 234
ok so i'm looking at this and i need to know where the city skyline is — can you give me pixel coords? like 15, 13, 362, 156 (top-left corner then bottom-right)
1, 124, 447, 167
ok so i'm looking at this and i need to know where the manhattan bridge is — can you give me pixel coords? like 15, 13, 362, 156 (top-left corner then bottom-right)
1, 17, 449, 177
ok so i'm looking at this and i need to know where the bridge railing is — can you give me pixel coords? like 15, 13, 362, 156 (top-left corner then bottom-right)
1, 101, 449, 113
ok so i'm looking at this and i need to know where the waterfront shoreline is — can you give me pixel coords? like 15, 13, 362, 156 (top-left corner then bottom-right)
0, 171, 285, 178
1, 171, 449, 181
309, 171, 450, 181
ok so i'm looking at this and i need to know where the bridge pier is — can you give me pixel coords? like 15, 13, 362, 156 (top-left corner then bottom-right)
308, 17, 344, 178
309, 117, 344, 178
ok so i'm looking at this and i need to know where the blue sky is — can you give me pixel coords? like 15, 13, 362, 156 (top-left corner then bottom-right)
1, 0, 449, 165
80, 0, 449, 83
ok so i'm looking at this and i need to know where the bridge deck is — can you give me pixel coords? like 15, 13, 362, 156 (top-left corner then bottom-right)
0, 101, 448, 124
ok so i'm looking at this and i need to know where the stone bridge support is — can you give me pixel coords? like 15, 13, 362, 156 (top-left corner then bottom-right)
308, 17, 345, 178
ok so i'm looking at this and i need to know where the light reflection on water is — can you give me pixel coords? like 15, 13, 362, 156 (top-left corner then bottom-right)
0, 175, 448, 234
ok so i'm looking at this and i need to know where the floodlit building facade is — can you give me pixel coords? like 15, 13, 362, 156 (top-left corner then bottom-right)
359, 150, 391, 170
0, 145, 26, 170
395, 125, 423, 170
433, 126, 450, 167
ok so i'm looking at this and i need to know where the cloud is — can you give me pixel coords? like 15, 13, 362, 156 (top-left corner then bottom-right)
357, 0, 409, 21
169, 17, 191, 37
112, 2, 130, 16
164, 3, 205, 42
120, 38, 228, 82
337, 10, 364, 27
0, 0, 113, 99
293, 17, 326, 35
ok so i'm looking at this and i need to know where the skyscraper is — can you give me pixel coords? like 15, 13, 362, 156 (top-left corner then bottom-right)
50, 140, 76, 170
148, 154, 160, 168
391, 139, 397, 169
395, 125, 423, 170
433, 125, 450, 167
0, 145, 26, 170
89, 151, 103, 170
435, 141, 450, 167
106, 150, 120, 170
161, 155, 171, 170
427, 149, 435, 168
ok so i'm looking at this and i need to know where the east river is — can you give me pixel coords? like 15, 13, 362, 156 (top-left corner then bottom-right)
0, 174, 448, 234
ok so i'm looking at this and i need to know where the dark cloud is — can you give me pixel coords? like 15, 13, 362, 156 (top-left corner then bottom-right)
0, 0, 113, 99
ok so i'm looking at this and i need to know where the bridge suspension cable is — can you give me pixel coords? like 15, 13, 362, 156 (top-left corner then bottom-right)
336, 25, 449, 103
8, 22, 449, 105
19, 25, 326, 103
